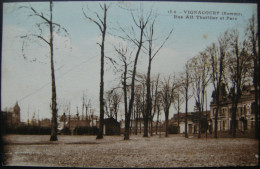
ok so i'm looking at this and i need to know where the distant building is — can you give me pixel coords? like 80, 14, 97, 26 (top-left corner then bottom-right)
1, 102, 21, 130
103, 117, 120, 135
169, 111, 210, 134
57, 113, 98, 134
13, 102, 21, 127
210, 84, 257, 132
66, 116, 91, 129
40, 118, 51, 127
1, 110, 13, 131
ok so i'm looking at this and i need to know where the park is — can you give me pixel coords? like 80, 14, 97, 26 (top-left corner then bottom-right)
2, 134, 258, 167
2, 1, 259, 168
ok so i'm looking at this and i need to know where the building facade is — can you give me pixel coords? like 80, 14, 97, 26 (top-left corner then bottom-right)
210, 85, 256, 132
103, 117, 120, 135
2, 102, 21, 128
169, 111, 210, 134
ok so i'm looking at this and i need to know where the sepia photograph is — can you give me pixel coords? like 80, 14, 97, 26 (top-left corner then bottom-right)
1, 0, 259, 167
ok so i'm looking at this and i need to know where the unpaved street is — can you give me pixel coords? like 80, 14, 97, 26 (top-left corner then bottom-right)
3, 134, 258, 167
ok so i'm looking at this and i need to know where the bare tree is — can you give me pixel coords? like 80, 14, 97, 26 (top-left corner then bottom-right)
67, 102, 71, 131
81, 92, 85, 120
82, 3, 109, 139
190, 52, 211, 138
247, 14, 259, 139
180, 63, 193, 138
118, 9, 152, 140
58, 99, 71, 132
135, 73, 147, 135
20, 0, 69, 141
225, 29, 252, 138
104, 88, 122, 121
150, 75, 160, 136
113, 45, 132, 122
134, 84, 143, 135
161, 76, 175, 137
112, 90, 122, 121
143, 16, 173, 137
207, 31, 230, 138
173, 76, 184, 134
104, 90, 113, 119
155, 90, 162, 135
84, 95, 91, 121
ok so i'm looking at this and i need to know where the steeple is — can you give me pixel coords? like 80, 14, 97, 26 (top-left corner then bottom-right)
13, 101, 21, 125
13, 101, 20, 113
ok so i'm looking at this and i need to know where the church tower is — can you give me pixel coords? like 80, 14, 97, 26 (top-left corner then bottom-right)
13, 101, 21, 126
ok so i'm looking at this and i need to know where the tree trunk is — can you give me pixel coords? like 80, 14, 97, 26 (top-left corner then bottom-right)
231, 93, 239, 138
165, 110, 169, 137
213, 39, 226, 139
144, 53, 152, 137
214, 105, 219, 138
231, 105, 237, 138
96, 46, 105, 139
135, 108, 138, 135
253, 45, 259, 140
123, 61, 128, 134
156, 109, 159, 135
198, 109, 201, 138
177, 96, 180, 134
185, 86, 188, 138
139, 111, 142, 134
130, 112, 133, 135
254, 63, 259, 139
256, 75, 260, 140
214, 59, 224, 138
96, 5, 107, 139
124, 26, 144, 140
124, 113, 130, 140
49, 0, 58, 141
150, 119, 153, 136
143, 116, 149, 137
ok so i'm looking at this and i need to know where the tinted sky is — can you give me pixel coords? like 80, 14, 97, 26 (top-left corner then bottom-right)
1, 1, 257, 122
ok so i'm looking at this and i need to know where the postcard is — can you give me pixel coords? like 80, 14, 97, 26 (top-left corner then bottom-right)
1, 0, 258, 167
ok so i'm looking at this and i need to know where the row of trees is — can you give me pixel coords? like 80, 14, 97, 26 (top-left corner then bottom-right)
102, 13, 259, 140
20, 2, 258, 141
184, 14, 259, 139
82, 4, 175, 140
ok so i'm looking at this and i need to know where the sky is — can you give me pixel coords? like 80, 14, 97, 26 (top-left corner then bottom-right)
1, 1, 257, 122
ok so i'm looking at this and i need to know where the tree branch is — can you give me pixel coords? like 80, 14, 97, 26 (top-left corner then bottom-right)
152, 28, 174, 60
82, 9, 102, 32
30, 7, 50, 24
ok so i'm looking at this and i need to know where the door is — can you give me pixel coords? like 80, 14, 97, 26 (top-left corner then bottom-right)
188, 124, 192, 134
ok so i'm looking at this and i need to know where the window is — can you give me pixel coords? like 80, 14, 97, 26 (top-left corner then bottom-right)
213, 108, 216, 117
251, 102, 256, 114
251, 118, 255, 128
221, 109, 225, 116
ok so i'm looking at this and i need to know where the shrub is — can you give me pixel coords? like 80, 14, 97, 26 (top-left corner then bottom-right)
13, 126, 51, 135
73, 126, 99, 135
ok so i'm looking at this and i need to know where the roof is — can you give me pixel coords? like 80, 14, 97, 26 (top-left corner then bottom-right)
210, 85, 255, 107
104, 117, 120, 124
